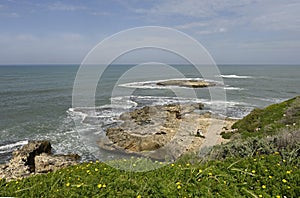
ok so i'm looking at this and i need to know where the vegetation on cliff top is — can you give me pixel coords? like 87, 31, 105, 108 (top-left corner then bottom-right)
0, 153, 299, 197
222, 96, 300, 139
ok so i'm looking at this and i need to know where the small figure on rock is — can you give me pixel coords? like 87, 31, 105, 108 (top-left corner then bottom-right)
196, 129, 205, 138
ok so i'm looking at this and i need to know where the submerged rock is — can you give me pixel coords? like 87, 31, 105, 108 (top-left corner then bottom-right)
0, 140, 79, 181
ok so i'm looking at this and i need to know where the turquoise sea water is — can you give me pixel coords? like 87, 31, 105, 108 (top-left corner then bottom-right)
0, 64, 299, 163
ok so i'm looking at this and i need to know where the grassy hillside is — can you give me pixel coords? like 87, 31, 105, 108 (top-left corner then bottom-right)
222, 96, 300, 139
0, 154, 299, 197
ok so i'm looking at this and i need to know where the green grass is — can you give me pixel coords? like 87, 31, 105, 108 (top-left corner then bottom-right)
225, 96, 300, 139
0, 153, 299, 197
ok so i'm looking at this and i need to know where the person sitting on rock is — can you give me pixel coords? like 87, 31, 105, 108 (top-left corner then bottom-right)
196, 129, 205, 138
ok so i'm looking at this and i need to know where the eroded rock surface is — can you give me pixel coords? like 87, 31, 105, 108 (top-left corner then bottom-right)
99, 104, 211, 159
0, 141, 79, 181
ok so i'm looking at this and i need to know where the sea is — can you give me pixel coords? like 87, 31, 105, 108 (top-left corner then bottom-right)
0, 64, 299, 164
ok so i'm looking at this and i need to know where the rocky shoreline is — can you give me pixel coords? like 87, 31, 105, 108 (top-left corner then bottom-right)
0, 103, 236, 180
0, 141, 80, 181
99, 103, 235, 160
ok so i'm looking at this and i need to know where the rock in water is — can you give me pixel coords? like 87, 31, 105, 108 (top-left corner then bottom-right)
157, 79, 216, 88
0, 140, 79, 181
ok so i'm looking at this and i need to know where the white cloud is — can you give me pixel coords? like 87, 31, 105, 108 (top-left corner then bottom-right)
0, 33, 92, 64
48, 2, 87, 11
174, 22, 208, 30
251, 2, 300, 31
16, 34, 38, 41
0, 12, 19, 18
129, 0, 300, 33
90, 11, 111, 16
133, 0, 257, 18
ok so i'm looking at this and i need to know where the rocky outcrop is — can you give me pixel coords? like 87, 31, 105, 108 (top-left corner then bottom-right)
98, 103, 217, 160
0, 141, 79, 181
104, 103, 204, 153
35, 153, 80, 173
157, 80, 215, 88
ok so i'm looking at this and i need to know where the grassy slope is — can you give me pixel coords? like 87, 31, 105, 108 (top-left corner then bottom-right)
222, 96, 300, 139
0, 154, 299, 197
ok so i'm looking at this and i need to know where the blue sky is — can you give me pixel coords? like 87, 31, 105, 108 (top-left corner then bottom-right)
0, 0, 300, 64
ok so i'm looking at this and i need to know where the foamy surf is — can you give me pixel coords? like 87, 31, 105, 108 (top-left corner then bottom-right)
217, 74, 253, 79
0, 140, 28, 154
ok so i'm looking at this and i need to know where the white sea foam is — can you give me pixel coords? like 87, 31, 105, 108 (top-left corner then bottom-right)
218, 74, 253, 79
0, 140, 28, 153
224, 86, 245, 90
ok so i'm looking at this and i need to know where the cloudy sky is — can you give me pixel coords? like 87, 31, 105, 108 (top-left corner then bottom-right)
0, 0, 300, 64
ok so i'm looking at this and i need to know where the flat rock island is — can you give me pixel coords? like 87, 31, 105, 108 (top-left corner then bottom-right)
156, 79, 216, 88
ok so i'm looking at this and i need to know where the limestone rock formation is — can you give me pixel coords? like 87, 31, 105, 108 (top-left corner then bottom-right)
98, 103, 211, 160
0, 141, 79, 181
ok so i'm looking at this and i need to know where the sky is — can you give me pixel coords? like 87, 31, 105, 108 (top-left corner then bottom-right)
0, 0, 300, 64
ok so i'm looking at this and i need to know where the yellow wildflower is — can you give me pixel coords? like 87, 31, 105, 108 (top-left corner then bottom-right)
276, 196, 280, 198
208, 172, 212, 176
282, 179, 287, 183
137, 195, 142, 198
186, 163, 190, 167
66, 182, 70, 187
259, 195, 262, 198
171, 164, 175, 167
102, 184, 106, 188
262, 185, 266, 189
177, 185, 181, 189
286, 170, 291, 174
76, 184, 81, 188
252, 170, 256, 174
97, 184, 102, 188
199, 169, 202, 173
274, 151, 279, 155
176, 181, 181, 185
95, 168, 99, 172
269, 175, 273, 179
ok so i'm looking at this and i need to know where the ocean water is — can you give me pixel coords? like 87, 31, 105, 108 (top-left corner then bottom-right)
0, 64, 299, 163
